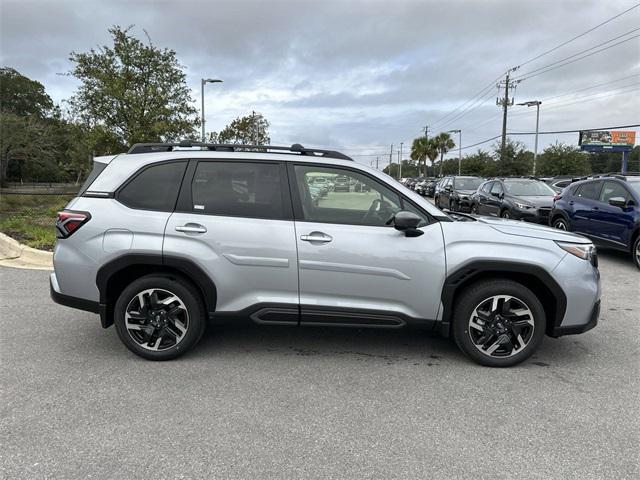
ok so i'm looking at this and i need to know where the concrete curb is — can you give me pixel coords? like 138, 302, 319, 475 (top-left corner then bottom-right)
0, 232, 53, 270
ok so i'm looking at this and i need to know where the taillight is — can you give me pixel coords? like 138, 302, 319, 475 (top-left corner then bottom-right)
56, 210, 91, 238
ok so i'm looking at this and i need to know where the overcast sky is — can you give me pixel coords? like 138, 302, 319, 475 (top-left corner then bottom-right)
1, 0, 639, 166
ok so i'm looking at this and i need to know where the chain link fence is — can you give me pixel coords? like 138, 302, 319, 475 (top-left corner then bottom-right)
0, 184, 78, 250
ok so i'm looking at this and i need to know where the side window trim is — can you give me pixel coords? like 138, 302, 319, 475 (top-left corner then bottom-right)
174, 158, 294, 221
286, 162, 434, 226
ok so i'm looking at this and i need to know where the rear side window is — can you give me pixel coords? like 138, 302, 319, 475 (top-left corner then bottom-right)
118, 161, 187, 211
575, 181, 602, 200
78, 161, 107, 195
191, 161, 285, 219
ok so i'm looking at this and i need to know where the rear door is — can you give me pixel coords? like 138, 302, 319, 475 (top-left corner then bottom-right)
476, 181, 494, 215
289, 163, 446, 325
163, 159, 299, 322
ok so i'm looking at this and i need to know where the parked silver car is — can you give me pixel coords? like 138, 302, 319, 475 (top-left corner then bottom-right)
51, 142, 600, 367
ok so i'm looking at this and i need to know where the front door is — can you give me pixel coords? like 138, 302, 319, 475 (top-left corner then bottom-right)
486, 181, 504, 216
289, 163, 446, 326
593, 181, 634, 246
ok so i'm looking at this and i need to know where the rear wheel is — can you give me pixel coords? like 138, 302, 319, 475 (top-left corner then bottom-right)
471, 204, 479, 214
500, 209, 511, 219
114, 274, 206, 360
449, 199, 458, 212
633, 235, 640, 270
452, 280, 546, 367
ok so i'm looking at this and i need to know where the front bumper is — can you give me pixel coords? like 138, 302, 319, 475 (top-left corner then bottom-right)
511, 207, 552, 224
550, 299, 599, 337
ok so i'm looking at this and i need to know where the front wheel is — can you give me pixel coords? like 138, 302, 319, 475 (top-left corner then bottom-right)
500, 209, 511, 219
452, 280, 546, 367
633, 235, 640, 270
114, 274, 207, 360
470, 204, 479, 214
552, 216, 569, 231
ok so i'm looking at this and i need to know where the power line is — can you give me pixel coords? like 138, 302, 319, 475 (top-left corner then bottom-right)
515, 34, 640, 81
435, 89, 496, 131
517, 3, 640, 68
541, 73, 640, 102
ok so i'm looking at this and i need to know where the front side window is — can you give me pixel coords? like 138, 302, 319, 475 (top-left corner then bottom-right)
490, 181, 504, 196
191, 161, 284, 219
118, 161, 187, 211
480, 181, 493, 193
294, 165, 426, 227
575, 181, 602, 200
599, 181, 630, 203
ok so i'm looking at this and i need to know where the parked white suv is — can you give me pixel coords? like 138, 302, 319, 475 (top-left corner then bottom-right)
51, 142, 601, 367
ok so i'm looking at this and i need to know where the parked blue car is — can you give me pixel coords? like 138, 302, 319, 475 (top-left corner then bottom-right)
550, 174, 640, 269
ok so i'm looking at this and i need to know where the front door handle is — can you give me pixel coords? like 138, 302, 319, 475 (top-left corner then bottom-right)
300, 232, 332, 243
175, 223, 207, 234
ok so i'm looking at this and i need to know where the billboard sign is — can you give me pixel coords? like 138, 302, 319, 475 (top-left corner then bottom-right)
579, 130, 636, 149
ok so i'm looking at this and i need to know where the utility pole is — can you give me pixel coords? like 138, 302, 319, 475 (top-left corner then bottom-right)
376, 156, 379, 170
389, 144, 394, 177
496, 68, 520, 161
399, 142, 404, 179
448, 130, 462, 175
424, 125, 430, 140
397, 151, 401, 179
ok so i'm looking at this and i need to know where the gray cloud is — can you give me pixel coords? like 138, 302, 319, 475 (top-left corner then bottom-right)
1, 0, 638, 163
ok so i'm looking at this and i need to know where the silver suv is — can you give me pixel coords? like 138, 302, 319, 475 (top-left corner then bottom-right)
51, 142, 601, 367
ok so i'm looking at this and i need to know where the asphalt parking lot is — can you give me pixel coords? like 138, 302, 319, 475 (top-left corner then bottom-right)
1, 253, 638, 480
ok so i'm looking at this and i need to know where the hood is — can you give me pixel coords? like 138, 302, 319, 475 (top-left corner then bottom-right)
474, 216, 591, 243
512, 195, 554, 207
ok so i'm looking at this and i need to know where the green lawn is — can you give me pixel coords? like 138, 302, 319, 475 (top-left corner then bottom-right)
0, 193, 74, 250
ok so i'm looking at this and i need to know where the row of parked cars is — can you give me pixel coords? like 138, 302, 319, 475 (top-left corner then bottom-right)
402, 174, 640, 268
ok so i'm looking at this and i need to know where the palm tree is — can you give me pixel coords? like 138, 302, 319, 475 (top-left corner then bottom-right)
410, 137, 438, 177
433, 132, 455, 176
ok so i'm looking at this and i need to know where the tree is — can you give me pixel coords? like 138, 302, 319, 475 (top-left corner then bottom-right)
432, 132, 455, 176
217, 112, 270, 145
67, 26, 199, 146
0, 113, 59, 186
410, 137, 437, 177
0, 67, 53, 117
494, 139, 532, 176
537, 143, 591, 176
461, 149, 494, 176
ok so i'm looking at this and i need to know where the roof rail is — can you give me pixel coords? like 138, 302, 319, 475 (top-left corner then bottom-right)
126, 141, 353, 161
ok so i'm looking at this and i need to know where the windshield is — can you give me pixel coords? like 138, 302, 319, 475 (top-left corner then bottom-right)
453, 177, 483, 190
504, 180, 556, 196
628, 180, 640, 196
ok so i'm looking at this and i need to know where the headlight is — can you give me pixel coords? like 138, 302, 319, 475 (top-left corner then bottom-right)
514, 202, 534, 209
555, 241, 596, 262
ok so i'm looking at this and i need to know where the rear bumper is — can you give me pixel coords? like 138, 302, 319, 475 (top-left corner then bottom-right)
50, 273, 100, 314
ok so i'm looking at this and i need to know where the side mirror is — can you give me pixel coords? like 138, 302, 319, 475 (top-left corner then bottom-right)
386, 211, 424, 237
608, 196, 627, 209
445, 186, 453, 192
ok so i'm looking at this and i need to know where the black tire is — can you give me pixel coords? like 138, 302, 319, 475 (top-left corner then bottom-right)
632, 235, 640, 270
449, 199, 458, 212
114, 274, 207, 360
500, 209, 511, 219
471, 203, 479, 214
451, 279, 546, 367
552, 216, 569, 231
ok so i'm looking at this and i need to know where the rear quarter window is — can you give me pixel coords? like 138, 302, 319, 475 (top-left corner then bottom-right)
118, 161, 187, 211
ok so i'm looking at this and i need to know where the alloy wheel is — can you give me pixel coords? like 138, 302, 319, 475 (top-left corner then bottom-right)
554, 219, 567, 230
635, 240, 640, 266
124, 288, 189, 352
468, 295, 535, 358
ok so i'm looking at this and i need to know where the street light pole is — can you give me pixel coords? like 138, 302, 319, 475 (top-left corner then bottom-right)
399, 142, 403, 179
201, 78, 223, 142
518, 100, 542, 175
448, 130, 462, 175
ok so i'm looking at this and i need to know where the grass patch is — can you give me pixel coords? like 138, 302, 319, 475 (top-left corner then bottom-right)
0, 194, 74, 251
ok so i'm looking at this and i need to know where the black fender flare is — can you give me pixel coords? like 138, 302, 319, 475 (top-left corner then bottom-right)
96, 254, 217, 328
439, 260, 567, 337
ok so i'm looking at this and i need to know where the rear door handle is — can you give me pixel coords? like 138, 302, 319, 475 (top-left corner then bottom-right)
175, 223, 207, 234
300, 232, 332, 243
